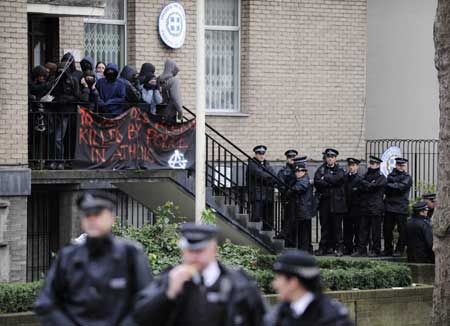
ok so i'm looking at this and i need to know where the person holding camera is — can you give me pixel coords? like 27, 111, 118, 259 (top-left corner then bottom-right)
80, 70, 99, 111
139, 69, 163, 115
120, 65, 142, 105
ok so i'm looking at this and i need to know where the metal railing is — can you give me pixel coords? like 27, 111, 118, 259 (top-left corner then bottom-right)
366, 139, 439, 198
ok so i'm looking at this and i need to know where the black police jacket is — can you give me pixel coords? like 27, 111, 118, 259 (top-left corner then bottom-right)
247, 158, 276, 201
406, 215, 434, 264
314, 163, 348, 214
286, 175, 314, 220
359, 168, 387, 216
384, 169, 412, 214
34, 235, 152, 326
343, 173, 363, 217
263, 294, 354, 326
134, 263, 267, 326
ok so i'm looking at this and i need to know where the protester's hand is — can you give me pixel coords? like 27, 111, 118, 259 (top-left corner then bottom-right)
80, 78, 88, 88
91, 82, 96, 90
166, 265, 197, 299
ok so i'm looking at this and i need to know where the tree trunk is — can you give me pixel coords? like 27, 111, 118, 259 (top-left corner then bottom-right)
432, 1, 450, 325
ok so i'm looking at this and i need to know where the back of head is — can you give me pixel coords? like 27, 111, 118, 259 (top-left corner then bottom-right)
160, 59, 179, 81
31, 65, 49, 81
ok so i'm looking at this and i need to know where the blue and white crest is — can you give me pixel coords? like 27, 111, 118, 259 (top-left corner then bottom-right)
159, 3, 186, 49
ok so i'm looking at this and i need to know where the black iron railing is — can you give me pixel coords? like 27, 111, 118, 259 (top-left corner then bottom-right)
366, 139, 439, 199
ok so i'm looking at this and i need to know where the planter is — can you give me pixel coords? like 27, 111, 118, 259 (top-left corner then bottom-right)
266, 285, 433, 326
0, 312, 39, 326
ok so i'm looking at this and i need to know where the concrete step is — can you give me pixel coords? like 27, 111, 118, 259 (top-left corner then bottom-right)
247, 221, 263, 232
236, 214, 250, 226
213, 195, 226, 206
271, 239, 285, 252
225, 204, 239, 217
260, 230, 276, 239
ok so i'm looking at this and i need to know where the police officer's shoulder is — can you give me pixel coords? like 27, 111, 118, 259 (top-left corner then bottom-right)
222, 264, 259, 288
319, 295, 350, 319
114, 236, 145, 253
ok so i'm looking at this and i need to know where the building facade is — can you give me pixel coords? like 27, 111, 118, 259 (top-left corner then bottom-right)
0, 0, 368, 282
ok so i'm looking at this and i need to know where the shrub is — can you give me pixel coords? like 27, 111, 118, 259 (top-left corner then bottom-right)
0, 281, 42, 313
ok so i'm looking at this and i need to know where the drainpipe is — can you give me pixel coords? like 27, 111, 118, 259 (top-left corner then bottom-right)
195, 0, 206, 224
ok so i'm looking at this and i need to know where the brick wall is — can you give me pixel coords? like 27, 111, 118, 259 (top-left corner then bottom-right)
125, 0, 367, 161
0, 0, 28, 166
59, 16, 85, 61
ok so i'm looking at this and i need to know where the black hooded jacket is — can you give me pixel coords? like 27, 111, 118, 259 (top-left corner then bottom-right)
61, 52, 82, 82
406, 214, 434, 263
384, 169, 412, 215
29, 65, 52, 100
120, 65, 141, 104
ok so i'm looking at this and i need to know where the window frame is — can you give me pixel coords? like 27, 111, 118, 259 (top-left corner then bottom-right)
204, 0, 241, 113
83, 0, 128, 66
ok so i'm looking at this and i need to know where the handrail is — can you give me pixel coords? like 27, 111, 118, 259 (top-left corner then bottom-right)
182, 105, 288, 188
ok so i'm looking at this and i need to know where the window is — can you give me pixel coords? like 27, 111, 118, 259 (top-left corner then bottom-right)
205, 0, 240, 112
84, 0, 126, 67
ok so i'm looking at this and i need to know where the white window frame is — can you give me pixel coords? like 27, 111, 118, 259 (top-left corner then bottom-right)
83, 0, 128, 65
205, 0, 241, 113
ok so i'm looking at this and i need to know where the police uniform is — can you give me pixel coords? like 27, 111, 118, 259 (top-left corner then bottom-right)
264, 250, 353, 326
247, 145, 276, 230
422, 193, 436, 218
277, 150, 299, 239
134, 224, 266, 326
314, 149, 348, 256
354, 156, 387, 257
406, 202, 434, 264
284, 161, 314, 251
384, 158, 413, 256
34, 191, 153, 326
343, 158, 362, 255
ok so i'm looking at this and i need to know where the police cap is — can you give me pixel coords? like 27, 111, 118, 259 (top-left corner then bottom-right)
294, 162, 307, 172
179, 223, 219, 250
395, 157, 408, 165
422, 193, 436, 201
369, 156, 383, 164
413, 201, 428, 212
76, 190, 115, 215
323, 148, 339, 157
284, 149, 298, 158
346, 158, 361, 165
253, 145, 267, 154
273, 250, 320, 279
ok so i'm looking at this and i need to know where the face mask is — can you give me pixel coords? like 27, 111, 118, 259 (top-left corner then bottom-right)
86, 77, 95, 87
105, 70, 116, 81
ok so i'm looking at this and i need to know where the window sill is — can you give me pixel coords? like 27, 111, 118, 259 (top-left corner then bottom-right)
205, 112, 249, 117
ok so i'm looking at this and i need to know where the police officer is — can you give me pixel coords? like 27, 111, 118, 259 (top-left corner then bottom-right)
383, 157, 413, 257
247, 145, 276, 230
354, 156, 387, 257
314, 149, 348, 257
264, 250, 353, 326
406, 202, 434, 264
34, 190, 152, 326
285, 161, 314, 251
277, 149, 298, 239
422, 193, 436, 218
343, 158, 362, 255
134, 223, 267, 326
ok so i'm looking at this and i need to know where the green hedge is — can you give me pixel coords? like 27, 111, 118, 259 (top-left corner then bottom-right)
0, 282, 42, 314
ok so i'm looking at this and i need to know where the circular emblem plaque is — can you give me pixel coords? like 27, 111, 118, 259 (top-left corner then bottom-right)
158, 3, 186, 49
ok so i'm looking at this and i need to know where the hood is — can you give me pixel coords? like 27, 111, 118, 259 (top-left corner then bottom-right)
120, 65, 138, 82
80, 56, 95, 72
159, 59, 179, 81
138, 62, 156, 82
61, 52, 77, 73
105, 63, 119, 73
31, 65, 48, 80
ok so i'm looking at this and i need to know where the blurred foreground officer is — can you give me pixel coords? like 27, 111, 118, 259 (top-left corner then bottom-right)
406, 202, 434, 264
422, 193, 436, 218
383, 157, 413, 257
264, 250, 353, 326
134, 223, 266, 326
34, 191, 152, 326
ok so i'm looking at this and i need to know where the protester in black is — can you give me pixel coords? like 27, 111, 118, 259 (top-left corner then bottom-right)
34, 191, 152, 326
80, 70, 99, 111
354, 156, 386, 257
247, 145, 276, 230
264, 250, 353, 326
314, 149, 348, 256
134, 223, 266, 326
120, 65, 141, 104
383, 157, 413, 257
29, 65, 51, 100
343, 158, 362, 255
406, 201, 434, 264
61, 52, 82, 82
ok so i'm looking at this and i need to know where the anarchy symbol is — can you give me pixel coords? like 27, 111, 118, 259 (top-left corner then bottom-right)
168, 150, 188, 169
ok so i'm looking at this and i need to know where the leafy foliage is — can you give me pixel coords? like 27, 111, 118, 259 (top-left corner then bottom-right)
0, 282, 42, 313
